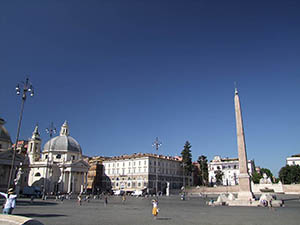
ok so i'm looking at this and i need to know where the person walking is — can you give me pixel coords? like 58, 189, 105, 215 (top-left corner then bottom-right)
104, 195, 108, 206
152, 199, 159, 219
122, 194, 126, 204
0, 188, 17, 214
77, 194, 82, 206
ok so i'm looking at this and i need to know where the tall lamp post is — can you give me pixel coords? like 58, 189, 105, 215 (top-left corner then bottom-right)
182, 162, 186, 190
43, 122, 56, 199
7, 78, 34, 190
152, 137, 162, 195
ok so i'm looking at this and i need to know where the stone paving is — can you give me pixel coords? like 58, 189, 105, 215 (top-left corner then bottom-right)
2, 195, 300, 225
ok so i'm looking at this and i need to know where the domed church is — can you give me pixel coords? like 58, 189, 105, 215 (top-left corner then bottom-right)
27, 121, 89, 194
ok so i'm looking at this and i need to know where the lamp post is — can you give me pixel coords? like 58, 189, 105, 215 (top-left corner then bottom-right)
182, 162, 186, 190
152, 137, 162, 195
43, 122, 56, 199
7, 78, 34, 191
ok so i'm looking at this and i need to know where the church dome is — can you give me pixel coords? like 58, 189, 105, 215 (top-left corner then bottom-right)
43, 121, 82, 154
0, 118, 12, 144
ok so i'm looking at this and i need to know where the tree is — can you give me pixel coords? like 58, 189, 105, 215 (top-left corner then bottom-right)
279, 165, 300, 184
181, 141, 193, 177
251, 168, 274, 184
197, 155, 208, 186
214, 169, 224, 185
260, 168, 273, 179
251, 171, 261, 184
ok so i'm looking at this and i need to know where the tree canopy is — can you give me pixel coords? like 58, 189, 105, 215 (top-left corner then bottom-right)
279, 165, 300, 184
197, 155, 208, 186
181, 141, 193, 176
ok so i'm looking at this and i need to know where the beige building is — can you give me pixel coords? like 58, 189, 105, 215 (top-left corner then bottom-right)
26, 121, 89, 194
208, 155, 255, 186
102, 153, 187, 194
0, 118, 24, 192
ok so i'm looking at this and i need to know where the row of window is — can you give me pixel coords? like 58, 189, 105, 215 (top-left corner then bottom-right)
210, 165, 238, 170
105, 160, 180, 169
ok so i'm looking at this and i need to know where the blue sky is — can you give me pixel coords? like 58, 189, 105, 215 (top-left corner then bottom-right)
1, 0, 300, 176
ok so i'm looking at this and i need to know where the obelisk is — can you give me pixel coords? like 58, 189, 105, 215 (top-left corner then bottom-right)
234, 88, 254, 202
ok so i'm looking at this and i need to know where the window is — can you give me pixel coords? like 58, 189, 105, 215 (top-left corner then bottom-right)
45, 155, 48, 159
35, 172, 41, 177
56, 154, 61, 159
72, 155, 75, 160
138, 182, 141, 187
144, 160, 146, 165
123, 162, 125, 167
0, 144, 2, 149
139, 161, 141, 166
133, 162, 136, 166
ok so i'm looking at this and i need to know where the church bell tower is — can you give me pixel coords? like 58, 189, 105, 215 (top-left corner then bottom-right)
28, 125, 41, 163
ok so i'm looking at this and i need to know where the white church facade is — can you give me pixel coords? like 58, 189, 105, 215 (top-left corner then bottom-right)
26, 121, 89, 194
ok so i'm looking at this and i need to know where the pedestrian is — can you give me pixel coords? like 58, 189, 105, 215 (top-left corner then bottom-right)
122, 195, 126, 204
0, 188, 17, 214
30, 195, 35, 204
77, 194, 82, 206
152, 199, 159, 219
104, 195, 108, 206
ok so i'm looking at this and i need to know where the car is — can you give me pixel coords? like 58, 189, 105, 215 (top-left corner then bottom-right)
21, 186, 42, 198
113, 190, 125, 196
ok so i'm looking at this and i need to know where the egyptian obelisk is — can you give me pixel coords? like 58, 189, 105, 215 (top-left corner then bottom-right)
234, 88, 254, 202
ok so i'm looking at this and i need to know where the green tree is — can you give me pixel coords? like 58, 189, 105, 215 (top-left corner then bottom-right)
214, 169, 224, 185
251, 168, 274, 184
279, 165, 300, 184
260, 168, 273, 179
197, 155, 208, 186
181, 141, 193, 176
251, 171, 262, 184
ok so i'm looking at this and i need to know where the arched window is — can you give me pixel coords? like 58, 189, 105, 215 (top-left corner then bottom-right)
35, 172, 41, 177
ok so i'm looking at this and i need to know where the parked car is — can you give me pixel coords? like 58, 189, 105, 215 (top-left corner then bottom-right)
113, 190, 125, 196
22, 186, 42, 198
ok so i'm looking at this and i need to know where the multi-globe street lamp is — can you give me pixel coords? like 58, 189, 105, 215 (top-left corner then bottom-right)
43, 122, 56, 199
7, 78, 34, 191
152, 137, 162, 195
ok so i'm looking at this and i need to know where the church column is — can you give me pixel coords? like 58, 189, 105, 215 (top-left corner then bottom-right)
84, 172, 88, 193
68, 171, 72, 193
72, 173, 75, 193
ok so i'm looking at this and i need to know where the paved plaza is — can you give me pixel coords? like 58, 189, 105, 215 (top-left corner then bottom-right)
2, 195, 300, 225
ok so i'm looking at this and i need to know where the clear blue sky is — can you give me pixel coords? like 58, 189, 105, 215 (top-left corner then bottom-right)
1, 0, 300, 176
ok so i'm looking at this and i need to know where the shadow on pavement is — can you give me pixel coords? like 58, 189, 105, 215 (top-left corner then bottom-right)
157, 218, 172, 220
16, 213, 66, 218
16, 200, 58, 206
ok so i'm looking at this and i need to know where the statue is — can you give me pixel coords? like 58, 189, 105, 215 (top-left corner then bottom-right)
14, 163, 24, 186
259, 173, 272, 184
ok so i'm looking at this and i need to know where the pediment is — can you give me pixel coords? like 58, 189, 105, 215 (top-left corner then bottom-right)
70, 159, 89, 168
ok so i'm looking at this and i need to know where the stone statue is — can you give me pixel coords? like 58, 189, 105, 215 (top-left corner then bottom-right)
259, 173, 272, 184
14, 163, 24, 186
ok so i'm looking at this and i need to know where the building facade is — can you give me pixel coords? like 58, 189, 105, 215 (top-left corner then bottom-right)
0, 118, 25, 192
102, 153, 187, 194
208, 155, 255, 186
286, 154, 300, 166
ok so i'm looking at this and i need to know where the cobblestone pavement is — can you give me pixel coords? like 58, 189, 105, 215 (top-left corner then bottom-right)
3, 195, 300, 225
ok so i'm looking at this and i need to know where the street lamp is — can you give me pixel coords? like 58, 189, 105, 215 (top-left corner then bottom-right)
152, 137, 162, 195
182, 162, 186, 190
43, 122, 56, 199
7, 78, 34, 190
